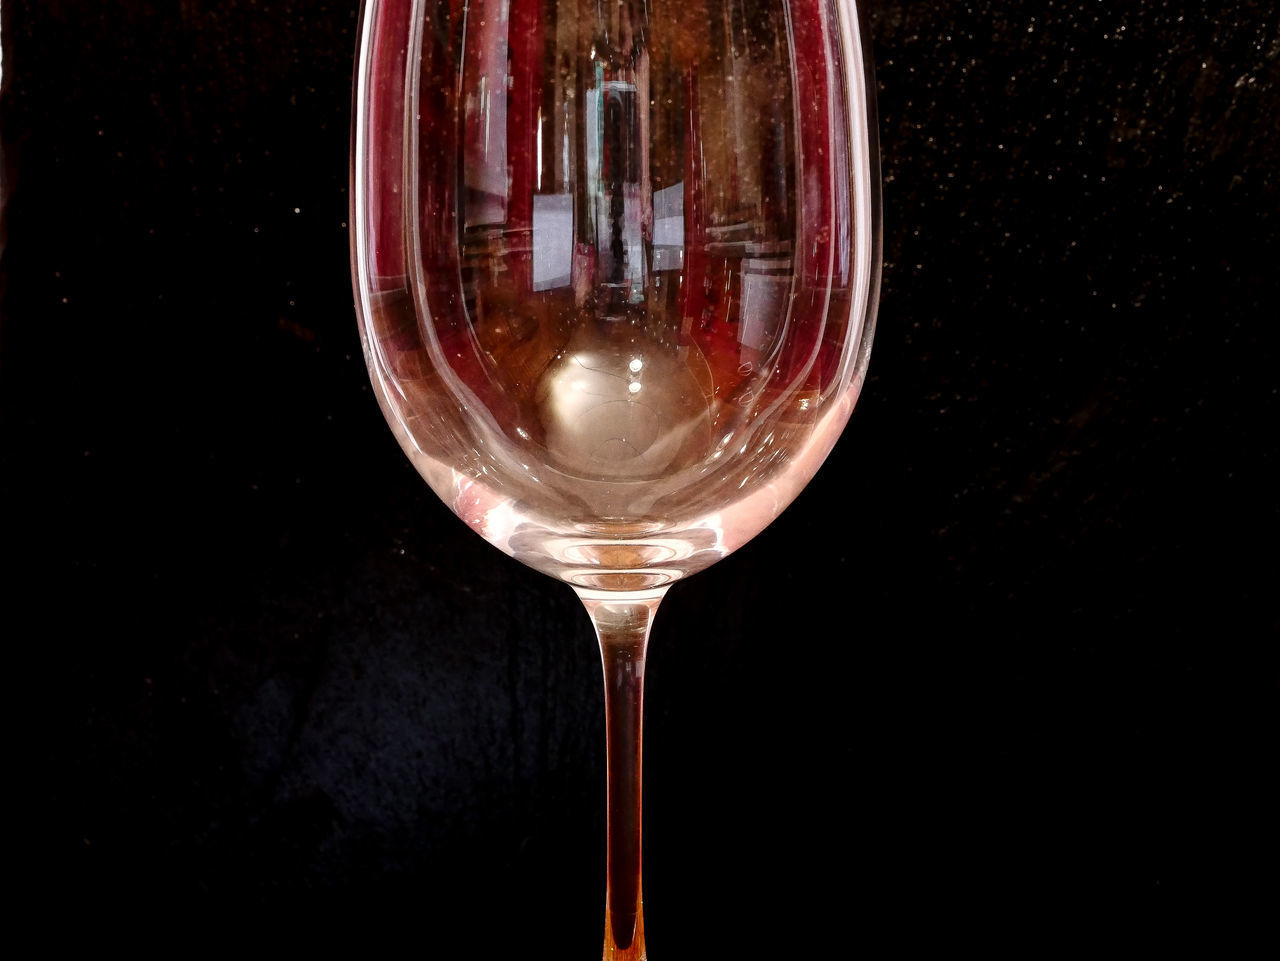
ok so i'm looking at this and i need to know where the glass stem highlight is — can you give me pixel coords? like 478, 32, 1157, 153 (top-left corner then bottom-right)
578, 589, 665, 961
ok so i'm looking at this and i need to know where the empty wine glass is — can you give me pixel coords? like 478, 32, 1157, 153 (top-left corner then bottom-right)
350, 0, 880, 954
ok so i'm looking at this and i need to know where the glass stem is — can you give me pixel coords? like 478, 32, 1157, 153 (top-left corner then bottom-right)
577, 588, 665, 961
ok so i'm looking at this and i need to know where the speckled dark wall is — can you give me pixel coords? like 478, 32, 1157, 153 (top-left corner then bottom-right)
2, 0, 1275, 950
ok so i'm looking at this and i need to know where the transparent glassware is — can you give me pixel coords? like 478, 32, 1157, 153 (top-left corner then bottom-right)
350, 0, 880, 955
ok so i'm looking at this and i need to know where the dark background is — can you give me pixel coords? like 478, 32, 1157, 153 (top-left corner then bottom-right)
2, 0, 1275, 950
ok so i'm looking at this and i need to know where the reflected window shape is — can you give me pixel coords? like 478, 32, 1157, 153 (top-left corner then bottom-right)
461, 0, 511, 228
738, 247, 792, 352
586, 76, 646, 302
652, 182, 684, 271
533, 194, 574, 290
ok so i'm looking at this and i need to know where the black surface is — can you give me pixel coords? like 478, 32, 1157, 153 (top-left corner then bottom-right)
3, 0, 1276, 949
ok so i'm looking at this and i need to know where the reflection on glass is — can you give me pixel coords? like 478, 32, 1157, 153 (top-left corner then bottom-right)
352, 0, 880, 954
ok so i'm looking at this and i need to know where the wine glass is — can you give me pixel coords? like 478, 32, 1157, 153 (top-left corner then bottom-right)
350, 0, 880, 954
